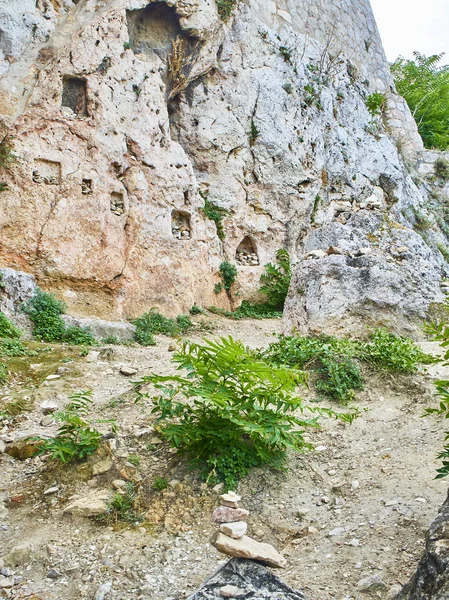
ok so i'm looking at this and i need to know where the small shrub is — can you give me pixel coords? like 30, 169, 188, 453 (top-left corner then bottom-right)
97, 483, 141, 525
0, 311, 21, 339
127, 454, 140, 467
0, 338, 26, 357
200, 191, 230, 242
22, 289, 66, 342
218, 261, 237, 291
259, 248, 292, 310
249, 119, 260, 146
102, 335, 119, 344
123, 41, 131, 50
279, 46, 292, 63
207, 302, 282, 320
37, 391, 106, 463
189, 305, 204, 315
63, 326, 96, 346
133, 309, 192, 344
435, 157, 449, 180
0, 363, 8, 385
217, 0, 239, 21
365, 92, 386, 118
153, 477, 168, 490
135, 337, 350, 488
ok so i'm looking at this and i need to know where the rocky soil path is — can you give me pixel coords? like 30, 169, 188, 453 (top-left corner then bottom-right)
0, 317, 448, 600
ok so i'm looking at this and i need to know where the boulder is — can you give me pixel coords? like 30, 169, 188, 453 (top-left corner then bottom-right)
212, 507, 249, 524
394, 490, 449, 599
211, 532, 286, 569
63, 491, 108, 517
187, 558, 305, 599
63, 316, 135, 342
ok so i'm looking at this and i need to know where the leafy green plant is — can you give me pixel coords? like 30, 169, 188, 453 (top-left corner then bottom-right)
0, 311, 21, 339
263, 329, 434, 402
259, 248, 292, 310
279, 46, 292, 63
217, 0, 239, 21
200, 192, 230, 241
133, 310, 193, 345
153, 476, 168, 490
63, 326, 96, 346
189, 305, 204, 315
207, 302, 282, 320
0, 338, 26, 357
22, 289, 66, 342
249, 119, 260, 146
102, 335, 119, 344
392, 52, 449, 150
435, 157, 449, 180
123, 41, 131, 50
97, 482, 141, 525
135, 337, 350, 488
365, 92, 386, 117
127, 454, 141, 467
218, 261, 237, 291
37, 391, 105, 463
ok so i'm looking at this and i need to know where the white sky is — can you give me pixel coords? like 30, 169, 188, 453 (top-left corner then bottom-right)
370, 0, 449, 62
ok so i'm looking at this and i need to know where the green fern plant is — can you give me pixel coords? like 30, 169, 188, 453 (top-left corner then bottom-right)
135, 337, 352, 487
259, 249, 292, 309
37, 391, 110, 463
0, 311, 21, 339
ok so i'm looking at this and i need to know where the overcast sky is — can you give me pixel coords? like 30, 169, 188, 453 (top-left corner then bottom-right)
370, 0, 449, 62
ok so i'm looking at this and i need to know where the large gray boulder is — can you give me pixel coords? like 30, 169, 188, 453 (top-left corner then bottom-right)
395, 490, 449, 600
0, 267, 37, 332
283, 211, 446, 338
188, 558, 305, 600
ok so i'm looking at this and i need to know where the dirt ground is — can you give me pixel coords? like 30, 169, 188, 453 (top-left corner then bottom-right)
0, 316, 448, 600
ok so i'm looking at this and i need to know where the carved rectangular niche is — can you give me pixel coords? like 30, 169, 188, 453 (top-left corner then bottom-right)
81, 179, 92, 195
236, 236, 259, 266
61, 76, 87, 116
110, 192, 125, 215
172, 210, 191, 239
32, 159, 61, 185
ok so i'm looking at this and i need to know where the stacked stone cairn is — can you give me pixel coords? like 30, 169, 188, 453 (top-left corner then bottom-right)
211, 491, 286, 569
235, 250, 259, 266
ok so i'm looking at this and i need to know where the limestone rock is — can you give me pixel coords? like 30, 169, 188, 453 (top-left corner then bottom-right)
188, 558, 305, 599
40, 400, 59, 414
92, 457, 113, 476
3, 542, 33, 567
120, 366, 138, 376
219, 585, 243, 597
219, 521, 247, 539
5, 438, 44, 460
395, 490, 449, 599
220, 491, 241, 508
357, 574, 387, 593
212, 507, 249, 524
211, 532, 287, 569
63, 492, 108, 517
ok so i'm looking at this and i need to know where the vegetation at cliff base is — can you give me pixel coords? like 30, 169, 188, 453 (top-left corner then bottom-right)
391, 52, 449, 150
132, 309, 193, 345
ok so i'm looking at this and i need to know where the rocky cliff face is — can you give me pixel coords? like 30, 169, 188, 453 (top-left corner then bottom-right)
0, 0, 447, 326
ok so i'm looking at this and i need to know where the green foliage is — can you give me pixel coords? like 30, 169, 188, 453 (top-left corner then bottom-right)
0, 136, 16, 170
279, 46, 292, 63
263, 330, 434, 403
63, 326, 96, 346
127, 454, 140, 467
153, 476, 168, 490
214, 283, 223, 295
102, 335, 119, 344
123, 41, 131, 50
0, 311, 21, 339
249, 119, 260, 146
97, 483, 141, 525
391, 52, 449, 150
259, 249, 292, 310
22, 289, 66, 342
207, 301, 282, 320
133, 309, 193, 345
0, 363, 8, 385
217, 0, 239, 21
189, 305, 205, 315
201, 194, 229, 241
135, 337, 350, 488
218, 261, 237, 291
38, 391, 104, 463
365, 92, 386, 117
0, 338, 26, 357
435, 157, 449, 180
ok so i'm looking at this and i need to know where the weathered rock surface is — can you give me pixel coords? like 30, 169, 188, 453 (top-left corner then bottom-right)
212, 506, 249, 524
188, 558, 305, 599
63, 492, 108, 517
0, 268, 36, 332
211, 532, 286, 568
394, 490, 449, 600
63, 316, 135, 342
0, 0, 445, 328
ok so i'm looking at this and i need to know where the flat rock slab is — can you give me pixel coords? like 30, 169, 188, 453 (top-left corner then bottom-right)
187, 558, 305, 599
211, 532, 287, 568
